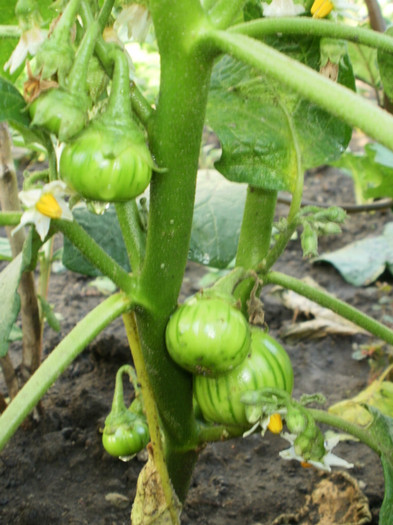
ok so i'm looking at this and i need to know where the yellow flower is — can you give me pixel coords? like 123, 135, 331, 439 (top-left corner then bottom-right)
311, 0, 360, 19
311, 0, 334, 18
14, 181, 73, 241
267, 413, 283, 434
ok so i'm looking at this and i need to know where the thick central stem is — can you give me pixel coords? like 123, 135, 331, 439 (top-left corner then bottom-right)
133, 1, 214, 501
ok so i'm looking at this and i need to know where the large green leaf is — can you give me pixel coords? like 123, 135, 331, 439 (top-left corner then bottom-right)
207, 35, 354, 193
189, 170, 246, 268
62, 206, 132, 277
63, 172, 247, 277
347, 42, 380, 89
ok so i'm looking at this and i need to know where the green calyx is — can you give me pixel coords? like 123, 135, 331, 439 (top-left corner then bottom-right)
34, 40, 75, 86
285, 406, 308, 434
292, 411, 326, 462
102, 364, 149, 458
195, 266, 249, 305
30, 20, 100, 140
29, 88, 88, 141
34, 0, 82, 83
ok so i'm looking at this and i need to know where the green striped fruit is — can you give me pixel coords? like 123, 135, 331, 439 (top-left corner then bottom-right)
165, 296, 251, 377
194, 327, 293, 427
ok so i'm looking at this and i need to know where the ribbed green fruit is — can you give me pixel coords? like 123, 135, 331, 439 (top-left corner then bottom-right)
165, 296, 251, 377
194, 327, 293, 427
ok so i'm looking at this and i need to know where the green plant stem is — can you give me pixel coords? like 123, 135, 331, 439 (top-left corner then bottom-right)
123, 311, 181, 525
53, 219, 137, 297
197, 421, 247, 444
208, 0, 246, 29
279, 101, 304, 223
79, 0, 115, 75
236, 187, 277, 269
105, 48, 133, 122
260, 221, 298, 273
229, 17, 393, 54
52, 0, 82, 46
235, 187, 277, 308
130, 82, 154, 126
67, 21, 100, 94
134, 0, 213, 502
110, 364, 136, 413
115, 201, 145, 273
263, 271, 393, 345
0, 292, 132, 451
202, 30, 393, 152
0, 211, 22, 225
97, 0, 115, 30
309, 408, 380, 455
0, 25, 21, 38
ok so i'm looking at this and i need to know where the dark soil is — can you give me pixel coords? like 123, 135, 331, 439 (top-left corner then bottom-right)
1, 164, 393, 524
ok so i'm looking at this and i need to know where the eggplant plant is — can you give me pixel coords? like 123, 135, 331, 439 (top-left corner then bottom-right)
1, 0, 393, 523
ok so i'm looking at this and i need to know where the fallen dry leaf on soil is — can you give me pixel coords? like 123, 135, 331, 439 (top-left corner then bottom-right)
270, 277, 369, 340
272, 471, 371, 525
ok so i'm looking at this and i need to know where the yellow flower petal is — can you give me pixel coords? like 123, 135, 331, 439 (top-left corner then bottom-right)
268, 413, 283, 434
311, 0, 334, 18
35, 193, 62, 219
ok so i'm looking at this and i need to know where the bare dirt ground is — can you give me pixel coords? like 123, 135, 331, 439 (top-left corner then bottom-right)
1, 165, 392, 524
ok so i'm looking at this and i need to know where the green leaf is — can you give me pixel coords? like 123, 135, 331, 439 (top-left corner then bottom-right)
315, 222, 393, 286
347, 42, 380, 89
189, 170, 247, 268
365, 406, 393, 525
38, 295, 60, 332
62, 206, 132, 277
206, 35, 354, 193
377, 26, 393, 103
0, 65, 49, 146
0, 76, 29, 126
0, 237, 12, 261
0, 252, 22, 357
333, 143, 393, 202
